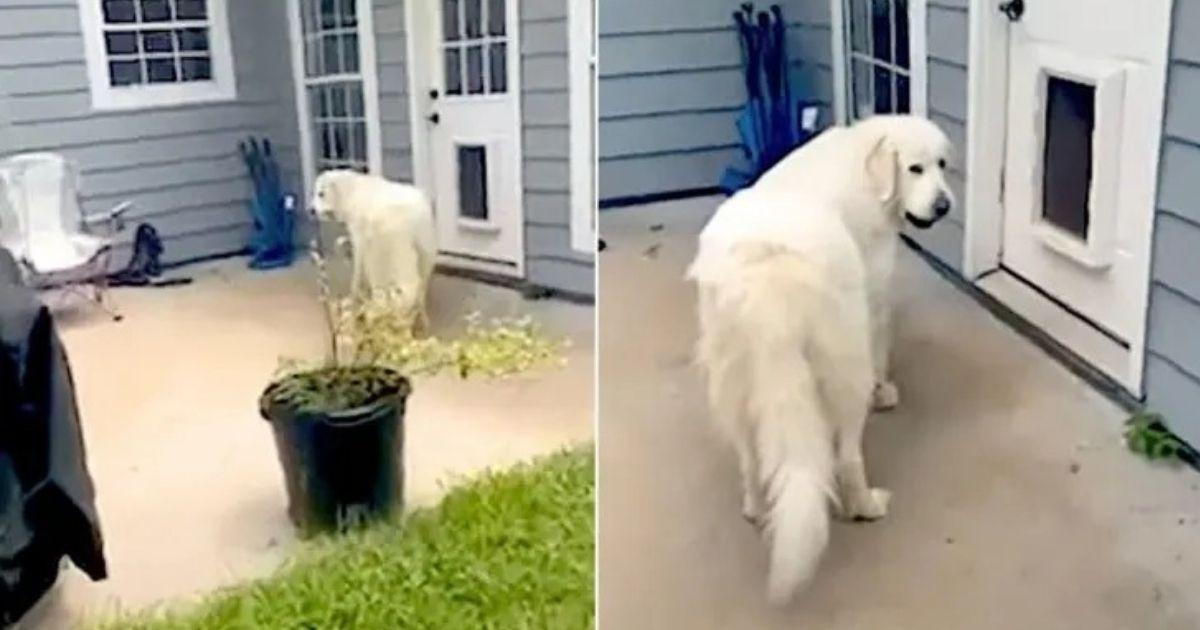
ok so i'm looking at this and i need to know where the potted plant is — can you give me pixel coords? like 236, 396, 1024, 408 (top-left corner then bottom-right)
260, 240, 564, 537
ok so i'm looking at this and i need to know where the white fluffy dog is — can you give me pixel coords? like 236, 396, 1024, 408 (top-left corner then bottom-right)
687, 115, 953, 603
310, 170, 437, 330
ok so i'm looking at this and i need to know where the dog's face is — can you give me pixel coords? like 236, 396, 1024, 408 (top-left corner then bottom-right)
865, 117, 955, 230
309, 170, 351, 220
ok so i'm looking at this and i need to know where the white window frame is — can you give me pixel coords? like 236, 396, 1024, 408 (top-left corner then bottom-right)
568, 0, 597, 254
77, 0, 237, 111
830, 0, 927, 124
287, 0, 383, 196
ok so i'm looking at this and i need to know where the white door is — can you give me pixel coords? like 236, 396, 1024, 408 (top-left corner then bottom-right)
998, 0, 1170, 346
289, 0, 382, 191
426, 0, 524, 276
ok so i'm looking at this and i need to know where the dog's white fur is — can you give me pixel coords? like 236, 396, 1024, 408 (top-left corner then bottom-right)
310, 170, 437, 330
687, 115, 954, 603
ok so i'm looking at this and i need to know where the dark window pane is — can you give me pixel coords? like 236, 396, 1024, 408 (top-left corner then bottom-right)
445, 47, 462, 94
318, 122, 334, 159
146, 58, 177, 82
333, 123, 350, 159
105, 32, 139, 54
322, 34, 342, 74
895, 0, 910, 69
849, 0, 868, 53
489, 42, 507, 93
464, 0, 482, 38
320, 0, 337, 28
103, 0, 137, 23
312, 87, 329, 118
487, 0, 505, 36
341, 34, 360, 73
339, 0, 358, 27
176, 28, 209, 52
457, 145, 489, 220
871, 0, 892, 63
466, 45, 484, 94
176, 0, 207, 19
1041, 77, 1095, 240
351, 122, 367, 162
141, 30, 175, 53
443, 0, 460, 41
330, 84, 348, 117
873, 65, 892, 113
109, 59, 143, 85
896, 73, 911, 113
180, 55, 211, 80
140, 0, 172, 22
348, 83, 364, 116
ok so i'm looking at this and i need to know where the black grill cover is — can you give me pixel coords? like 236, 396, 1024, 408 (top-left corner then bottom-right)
0, 249, 106, 624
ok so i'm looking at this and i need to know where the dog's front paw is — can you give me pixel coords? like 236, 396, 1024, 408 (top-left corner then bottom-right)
872, 381, 899, 411
840, 487, 892, 522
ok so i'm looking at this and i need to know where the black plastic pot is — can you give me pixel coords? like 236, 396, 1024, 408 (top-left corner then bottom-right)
259, 370, 411, 537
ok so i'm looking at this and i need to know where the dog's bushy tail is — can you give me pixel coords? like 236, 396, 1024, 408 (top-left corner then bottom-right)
752, 356, 833, 604
711, 242, 837, 604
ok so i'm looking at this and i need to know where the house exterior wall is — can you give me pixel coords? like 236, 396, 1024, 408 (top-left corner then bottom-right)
371, 0, 593, 297
597, 0, 834, 203
1143, 0, 1200, 446
908, 0, 968, 273
0, 0, 299, 265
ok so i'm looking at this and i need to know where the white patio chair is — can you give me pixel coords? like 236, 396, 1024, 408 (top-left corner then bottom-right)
0, 153, 132, 321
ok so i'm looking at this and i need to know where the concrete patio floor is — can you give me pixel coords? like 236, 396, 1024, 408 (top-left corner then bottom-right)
598, 197, 1200, 630
19, 258, 594, 628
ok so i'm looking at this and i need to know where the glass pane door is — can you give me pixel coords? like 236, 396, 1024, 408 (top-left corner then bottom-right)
300, 0, 369, 173
844, 0, 913, 119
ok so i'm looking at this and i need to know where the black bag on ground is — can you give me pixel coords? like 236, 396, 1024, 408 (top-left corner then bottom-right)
108, 224, 191, 288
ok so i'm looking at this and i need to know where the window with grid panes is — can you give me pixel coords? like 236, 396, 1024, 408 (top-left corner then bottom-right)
79, 0, 236, 109
844, 0, 916, 119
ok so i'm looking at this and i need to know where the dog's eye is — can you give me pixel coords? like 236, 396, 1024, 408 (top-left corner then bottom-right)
908, 164, 925, 175
938, 159, 947, 169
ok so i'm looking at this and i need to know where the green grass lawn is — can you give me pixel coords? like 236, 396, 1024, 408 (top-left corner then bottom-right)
95, 447, 595, 630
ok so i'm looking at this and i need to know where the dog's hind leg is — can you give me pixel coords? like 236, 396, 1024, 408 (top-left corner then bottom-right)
869, 302, 900, 411
697, 286, 764, 523
810, 290, 891, 521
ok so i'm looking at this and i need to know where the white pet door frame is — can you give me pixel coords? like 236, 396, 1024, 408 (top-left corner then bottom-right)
963, 0, 1171, 395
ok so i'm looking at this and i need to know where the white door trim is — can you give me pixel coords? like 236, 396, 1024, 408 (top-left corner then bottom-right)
830, 0, 848, 125
568, 0, 596, 254
402, 0, 527, 277
287, 0, 384, 197
829, 0, 930, 122
962, 4, 1170, 396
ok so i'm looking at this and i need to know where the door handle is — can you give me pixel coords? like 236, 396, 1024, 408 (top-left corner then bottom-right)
429, 89, 440, 100
999, 0, 1024, 21
428, 112, 440, 124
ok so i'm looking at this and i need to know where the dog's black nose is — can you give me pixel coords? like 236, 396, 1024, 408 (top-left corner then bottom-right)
933, 194, 952, 218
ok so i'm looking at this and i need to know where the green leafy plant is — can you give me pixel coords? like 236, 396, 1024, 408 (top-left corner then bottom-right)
266, 239, 567, 413
1124, 412, 1187, 461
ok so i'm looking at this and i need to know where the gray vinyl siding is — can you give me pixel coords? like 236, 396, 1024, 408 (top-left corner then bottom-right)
373, 0, 413, 182
903, 0, 968, 273
1143, 0, 1200, 446
598, 0, 835, 202
520, 0, 593, 296
0, 0, 299, 266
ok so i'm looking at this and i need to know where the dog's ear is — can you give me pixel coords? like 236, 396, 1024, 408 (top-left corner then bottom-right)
865, 134, 898, 203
